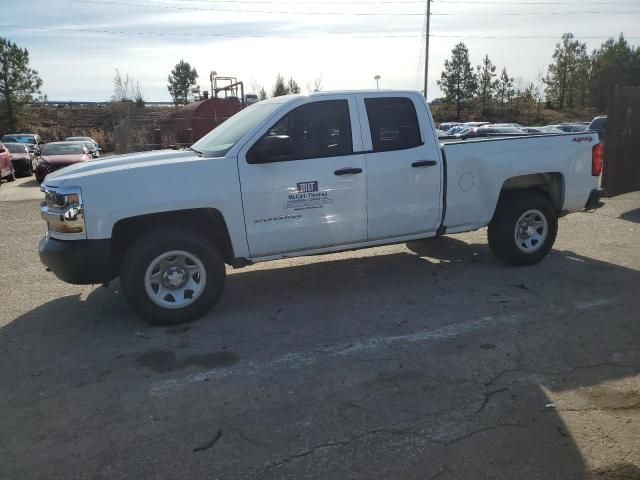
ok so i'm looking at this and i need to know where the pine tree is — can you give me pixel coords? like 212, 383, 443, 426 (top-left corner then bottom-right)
287, 78, 301, 94
476, 54, 497, 115
272, 74, 289, 97
544, 33, 589, 109
167, 60, 198, 105
258, 87, 268, 100
437, 43, 477, 120
0, 37, 43, 131
496, 68, 515, 106
589, 34, 640, 110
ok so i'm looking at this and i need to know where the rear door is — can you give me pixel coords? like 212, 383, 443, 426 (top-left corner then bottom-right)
238, 96, 368, 258
355, 93, 442, 240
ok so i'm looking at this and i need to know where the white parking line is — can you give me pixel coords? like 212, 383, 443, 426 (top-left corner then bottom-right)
149, 297, 614, 397
149, 313, 522, 397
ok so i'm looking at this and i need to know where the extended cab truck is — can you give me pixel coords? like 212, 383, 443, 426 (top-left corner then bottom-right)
38, 90, 603, 325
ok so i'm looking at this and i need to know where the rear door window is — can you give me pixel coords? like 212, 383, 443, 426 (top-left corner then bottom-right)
364, 97, 423, 152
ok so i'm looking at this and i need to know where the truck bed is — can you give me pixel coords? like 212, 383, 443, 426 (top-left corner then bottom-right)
440, 133, 599, 233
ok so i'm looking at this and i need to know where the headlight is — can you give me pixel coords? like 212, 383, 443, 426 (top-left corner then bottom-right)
41, 186, 86, 235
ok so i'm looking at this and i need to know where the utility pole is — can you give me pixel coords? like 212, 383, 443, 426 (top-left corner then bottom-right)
423, 0, 431, 99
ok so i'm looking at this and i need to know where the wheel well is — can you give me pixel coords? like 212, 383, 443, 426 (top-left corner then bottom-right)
111, 209, 235, 274
500, 172, 564, 211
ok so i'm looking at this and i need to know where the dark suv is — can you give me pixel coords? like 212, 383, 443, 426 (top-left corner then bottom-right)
588, 116, 607, 142
0, 133, 44, 156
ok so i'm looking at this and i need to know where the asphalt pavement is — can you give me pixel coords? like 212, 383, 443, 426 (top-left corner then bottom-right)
1, 178, 639, 480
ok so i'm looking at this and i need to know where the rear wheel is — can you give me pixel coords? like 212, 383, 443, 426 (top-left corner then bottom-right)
488, 190, 558, 266
120, 226, 226, 325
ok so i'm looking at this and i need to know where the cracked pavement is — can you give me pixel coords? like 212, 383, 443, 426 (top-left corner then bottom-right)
1, 186, 640, 479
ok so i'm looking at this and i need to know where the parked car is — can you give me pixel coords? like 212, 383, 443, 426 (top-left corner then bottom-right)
244, 94, 259, 106
528, 126, 566, 134
35, 142, 93, 184
439, 122, 461, 132
490, 123, 522, 128
549, 124, 587, 133
62, 139, 100, 158
520, 127, 544, 134
446, 125, 470, 135
64, 137, 101, 157
0, 142, 16, 184
459, 126, 526, 139
435, 129, 449, 138
4, 142, 36, 177
464, 121, 491, 128
39, 90, 603, 325
0, 133, 44, 156
588, 116, 607, 142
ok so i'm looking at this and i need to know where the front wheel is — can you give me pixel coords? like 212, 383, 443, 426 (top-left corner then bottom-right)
488, 190, 558, 266
120, 226, 226, 325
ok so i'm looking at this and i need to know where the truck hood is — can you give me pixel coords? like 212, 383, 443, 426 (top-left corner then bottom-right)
42, 149, 198, 187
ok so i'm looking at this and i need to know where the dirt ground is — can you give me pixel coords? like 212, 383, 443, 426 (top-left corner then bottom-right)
1, 177, 639, 480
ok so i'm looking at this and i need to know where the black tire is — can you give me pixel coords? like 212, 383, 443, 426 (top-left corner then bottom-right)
6, 168, 16, 182
120, 226, 226, 325
488, 190, 558, 266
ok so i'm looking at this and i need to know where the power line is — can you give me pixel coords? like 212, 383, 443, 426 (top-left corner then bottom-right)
0, 25, 419, 37
66, 0, 640, 15
3, 24, 639, 39
173, 0, 638, 4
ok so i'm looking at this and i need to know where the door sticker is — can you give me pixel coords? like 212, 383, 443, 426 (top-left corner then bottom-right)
285, 181, 333, 211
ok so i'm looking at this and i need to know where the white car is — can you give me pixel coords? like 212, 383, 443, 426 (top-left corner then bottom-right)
39, 90, 603, 325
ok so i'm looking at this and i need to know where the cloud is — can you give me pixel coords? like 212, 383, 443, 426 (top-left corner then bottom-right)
2, 0, 638, 100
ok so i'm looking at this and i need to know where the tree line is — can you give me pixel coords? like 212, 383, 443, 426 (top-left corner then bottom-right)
2, 33, 639, 132
437, 33, 640, 120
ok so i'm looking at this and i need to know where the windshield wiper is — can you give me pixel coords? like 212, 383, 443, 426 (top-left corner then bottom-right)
189, 146, 203, 157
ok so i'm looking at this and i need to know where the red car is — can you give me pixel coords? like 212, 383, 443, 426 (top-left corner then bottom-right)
4, 142, 36, 177
0, 142, 16, 185
35, 142, 93, 184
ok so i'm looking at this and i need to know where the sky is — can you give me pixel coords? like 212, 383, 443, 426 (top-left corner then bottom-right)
1, 0, 639, 101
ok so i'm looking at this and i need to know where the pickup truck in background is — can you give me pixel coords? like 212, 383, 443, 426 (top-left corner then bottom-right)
38, 90, 603, 325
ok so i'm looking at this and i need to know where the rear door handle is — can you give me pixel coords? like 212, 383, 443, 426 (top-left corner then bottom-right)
411, 160, 437, 168
334, 168, 363, 176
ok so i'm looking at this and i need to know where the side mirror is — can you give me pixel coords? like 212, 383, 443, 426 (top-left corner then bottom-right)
0, 147, 5, 154
247, 135, 292, 164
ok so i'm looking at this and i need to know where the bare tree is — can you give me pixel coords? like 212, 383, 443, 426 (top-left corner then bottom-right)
249, 79, 263, 96
112, 69, 137, 102
307, 75, 324, 93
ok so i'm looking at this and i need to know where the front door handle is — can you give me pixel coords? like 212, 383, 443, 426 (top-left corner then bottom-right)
412, 160, 437, 168
334, 168, 363, 176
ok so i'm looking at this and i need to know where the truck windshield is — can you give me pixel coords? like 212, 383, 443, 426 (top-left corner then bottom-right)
192, 102, 282, 157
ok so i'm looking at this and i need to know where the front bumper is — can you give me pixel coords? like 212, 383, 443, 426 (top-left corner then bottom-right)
11, 158, 30, 172
585, 188, 603, 210
35, 162, 60, 183
39, 237, 115, 284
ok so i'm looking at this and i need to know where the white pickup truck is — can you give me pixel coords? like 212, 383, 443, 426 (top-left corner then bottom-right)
39, 90, 603, 325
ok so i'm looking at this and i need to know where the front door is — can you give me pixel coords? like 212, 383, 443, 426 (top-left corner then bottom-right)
238, 96, 368, 258
356, 93, 443, 240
